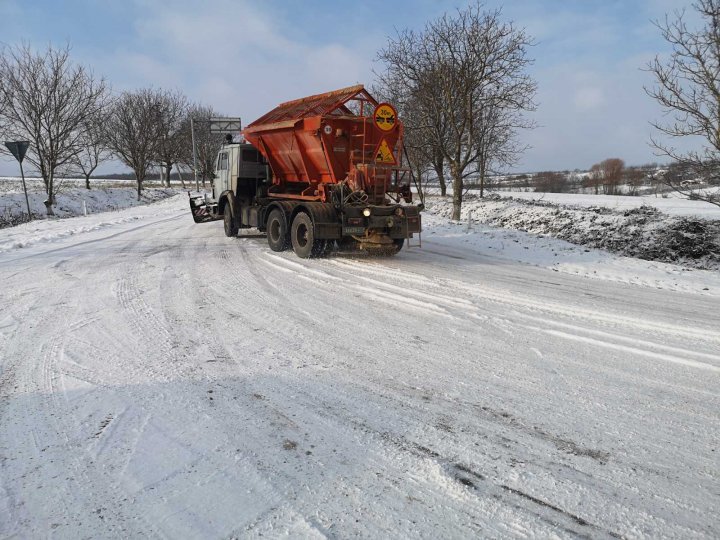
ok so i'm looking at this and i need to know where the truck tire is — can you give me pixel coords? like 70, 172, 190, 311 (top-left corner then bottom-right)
267, 208, 289, 252
291, 211, 324, 258
223, 205, 238, 237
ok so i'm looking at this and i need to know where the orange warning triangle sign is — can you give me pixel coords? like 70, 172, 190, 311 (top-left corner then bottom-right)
374, 138, 396, 165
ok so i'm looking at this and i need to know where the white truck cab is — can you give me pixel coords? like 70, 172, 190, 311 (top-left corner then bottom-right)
188, 141, 269, 229
212, 142, 267, 201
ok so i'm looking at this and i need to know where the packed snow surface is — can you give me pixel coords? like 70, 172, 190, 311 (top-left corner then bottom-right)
1, 195, 718, 538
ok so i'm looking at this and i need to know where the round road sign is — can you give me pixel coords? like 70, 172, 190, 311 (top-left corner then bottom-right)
373, 103, 397, 132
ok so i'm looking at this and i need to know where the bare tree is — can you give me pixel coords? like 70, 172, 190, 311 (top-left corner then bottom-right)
404, 126, 434, 203
182, 104, 225, 188
156, 90, 189, 188
472, 103, 529, 198
105, 89, 166, 200
72, 114, 112, 190
378, 3, 537, 219
0, 43, 108, 214
534, 171, 567, 193
585, 163, 603, 194
600, 158, 625, 195
624, 166, 647, 196
585, 158, 625, 195
645, 0, 720, 206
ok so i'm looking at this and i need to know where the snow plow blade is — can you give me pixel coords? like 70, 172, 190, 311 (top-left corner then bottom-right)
188, 192, 221, 224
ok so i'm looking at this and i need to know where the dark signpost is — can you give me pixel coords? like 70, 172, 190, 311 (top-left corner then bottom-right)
4, 141, 32, 221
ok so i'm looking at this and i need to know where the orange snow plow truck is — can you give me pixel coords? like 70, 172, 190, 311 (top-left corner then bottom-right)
188, 85, 422, 257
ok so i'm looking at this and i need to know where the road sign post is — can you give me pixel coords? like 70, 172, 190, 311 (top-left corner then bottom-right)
191, 118, 199, 192
4, 141, 32, 221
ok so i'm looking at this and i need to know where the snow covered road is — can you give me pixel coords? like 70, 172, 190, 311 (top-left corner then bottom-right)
1, 196, 718, 538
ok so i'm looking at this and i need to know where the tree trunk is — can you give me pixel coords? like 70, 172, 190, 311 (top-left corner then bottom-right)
45, 170, 55, 216
136, 177, 142, 201
41, 165, 50, 194
451, 164, 463, 221
85, 174, 91, 190
438, 168, 447, 197
433, 152, 447, 196
165, 163, 172, 187
479, 160, 486, 199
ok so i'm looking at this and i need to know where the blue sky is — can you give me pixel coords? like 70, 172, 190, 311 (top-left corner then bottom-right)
0, 0, 697, 175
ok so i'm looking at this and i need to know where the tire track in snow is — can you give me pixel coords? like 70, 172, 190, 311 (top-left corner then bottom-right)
170, 239, 624, 536
329, 252, 720, 344
164, 239, 523, 537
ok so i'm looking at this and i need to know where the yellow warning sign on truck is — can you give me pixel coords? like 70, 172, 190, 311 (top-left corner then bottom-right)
373, 103, 397, 132
375, 138, 396, 164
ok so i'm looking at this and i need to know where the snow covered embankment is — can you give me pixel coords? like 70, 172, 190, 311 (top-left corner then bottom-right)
427, 195, 720, 271
0, 185, 180, 227
0, 193, 185, 254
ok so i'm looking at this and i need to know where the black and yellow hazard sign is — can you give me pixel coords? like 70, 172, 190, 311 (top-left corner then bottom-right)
374, 137, 396, 164
373, 102, 397, 132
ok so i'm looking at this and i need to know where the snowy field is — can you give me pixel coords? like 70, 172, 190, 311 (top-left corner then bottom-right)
0, 195, 718, 538
492, 190, 720, 219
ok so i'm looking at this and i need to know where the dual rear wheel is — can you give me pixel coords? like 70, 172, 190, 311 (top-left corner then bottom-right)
267, 210, 326, 258
290, 212, 328, 258
266, 209, 289, 251
266, 209, 402, 258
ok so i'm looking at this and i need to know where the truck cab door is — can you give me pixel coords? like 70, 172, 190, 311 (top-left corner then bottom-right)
213, 151, 230, 199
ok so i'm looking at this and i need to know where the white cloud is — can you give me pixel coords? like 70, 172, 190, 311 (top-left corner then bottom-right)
114, 0, 375, 122
573, 87, 605, 111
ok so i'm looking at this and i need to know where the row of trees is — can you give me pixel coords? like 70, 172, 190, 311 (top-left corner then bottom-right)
0, 44, 225, 214
533, 160, 655, 195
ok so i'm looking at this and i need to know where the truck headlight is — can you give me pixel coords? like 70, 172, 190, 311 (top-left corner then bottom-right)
362, 208, 371, 217
386, 217, 395, 228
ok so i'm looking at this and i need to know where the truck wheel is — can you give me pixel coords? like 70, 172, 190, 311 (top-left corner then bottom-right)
267, 208, 289, 251
291, 211, 323, 258
392, 238, 404, 253
223, 205, 238, 237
